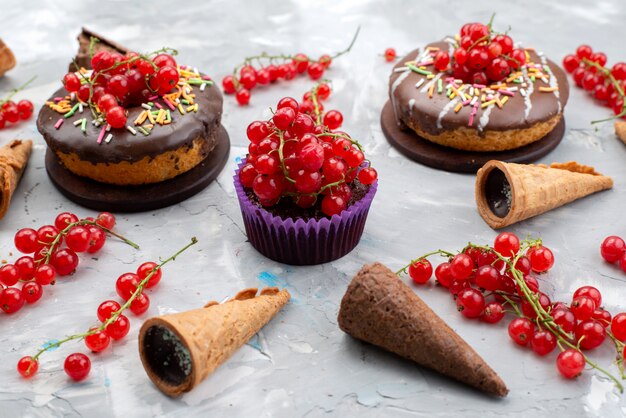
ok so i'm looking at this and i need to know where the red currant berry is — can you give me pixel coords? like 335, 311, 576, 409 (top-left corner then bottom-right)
556, 349, 585, 379
0, 264, 20, 286
105, 315, 130, 340
15, 256, 36, 280
611, 313, 626, 341
22, 282, 43, 304
256, 69, 270, 85
86, 226, 106, 254
486, 58, 511, 82
34, 264, 56, 286
562, 54, 581, 73
17, 100, 34, 120
434, 51, 450, 71
321, 194, 347, 217
552, 308, 576, 334
292, 53, 309, 73
493, 232, 520, 257
450, 253, 474, 280
299, 143, 325, 172
571, 296, 596, 321
277, 97, 299, 112
292, 113, 315, 138
96, 212, 116, 230
63, 73, 81, 92
508, 317, 534, 346
453, 48, 468, 65
611, 62, 626, 80
222, 75, 236, 94
97, 300, 121, 322
456, 288, 485, 319
589, 52, 607, 66
0, 287, 25, 314
572, 286, 602, 308
239, 164, 258, 187
14, 228, 39, 254
575, 320, 606, 350
307, 63, 325, 80
36, 225, 59, 247
486, 42, 503, 59
323, 110, 343, 130
408, 259, 433, 284
239, 70, 256, 90
129, 293, 150, 316
152, 53, 177, 69
137, 261, 162, 288
521, 292, 551, 319
17, 356, 38, 378
246, 121, 270, 143
572, 67, 586, 87
474, 265, 499, 291
55, 212, 79, 230
235, 88, 251, 106
252, 174, 284, 201
107, 75, 130, 99
527, 246, 554, 273
481, 302, 505, 324
116, 273, 140, 300
530, 330, 557, 356
434, 262, 453, 288
319, 54, 332, 69
592, 308, 611, 327
85, 329, 110, 353
467, 48, 489, 70
600, 236, 625, 263
273, 107, 296, 130
64, 353, 91, 382
106, 106, 127, 129
322, 157, 347, 182
576, 45, 593, 60
76, 84, 91, 103
358, 167, 377, 185
344, 148, 364, 169
384, 48, 397, 62
266, 65, 279, 82
50, 249, 79, 276
66, 226, 91, 252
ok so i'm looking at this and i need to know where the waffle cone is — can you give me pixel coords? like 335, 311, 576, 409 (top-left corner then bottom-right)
616, 121, 626, 145
139, 287, 290, 397
0, 140, 32, 220
0, 38, 16, 77
338, 263, 508, 397
476, 160, 613, 229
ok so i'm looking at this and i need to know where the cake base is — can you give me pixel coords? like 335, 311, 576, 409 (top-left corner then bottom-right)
45, 125, 230, 212
381, 101, 565, 173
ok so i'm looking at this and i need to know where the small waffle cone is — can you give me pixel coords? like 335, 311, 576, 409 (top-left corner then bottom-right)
0, 38, 16, 77
338, 263, 508, 397
476, 160, 613, 229
0, 140, 32, 220
138, 287, 290, 397
616, 121, 626, 145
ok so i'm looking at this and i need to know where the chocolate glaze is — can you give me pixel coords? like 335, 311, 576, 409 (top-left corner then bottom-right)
485, 167, 511, 218
389, 41, 570, 135
37, 81, 223, 164
142, 325, 192, 386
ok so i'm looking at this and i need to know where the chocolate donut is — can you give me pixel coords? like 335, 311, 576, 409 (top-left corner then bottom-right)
389, 40, 569, 152
37, 80, 223, 185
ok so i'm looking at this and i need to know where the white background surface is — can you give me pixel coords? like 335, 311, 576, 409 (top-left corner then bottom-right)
1, 0, 626, 417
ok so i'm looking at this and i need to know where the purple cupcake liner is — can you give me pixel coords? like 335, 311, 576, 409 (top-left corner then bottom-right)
233, 161, 377, 265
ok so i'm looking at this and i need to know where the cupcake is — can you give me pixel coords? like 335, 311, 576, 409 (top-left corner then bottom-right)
389, 19, 569, 152
234, 84, 378, 265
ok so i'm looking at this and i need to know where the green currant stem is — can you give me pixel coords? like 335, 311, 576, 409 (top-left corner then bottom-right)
607, 331, 626, 379
40, 220, 139, 266
469, 240, 624, 393
319, 132, 364, 152
310, 83, 323, 125
499, 293, 524, 317
396, 249, 456, 275
27, 237, 198, 370
276, 130, 296, 184
231, 26, 360, 81
0, 76, 37, 106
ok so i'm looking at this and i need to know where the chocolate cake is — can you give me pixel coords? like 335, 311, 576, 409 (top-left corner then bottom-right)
389, 40, 569, 152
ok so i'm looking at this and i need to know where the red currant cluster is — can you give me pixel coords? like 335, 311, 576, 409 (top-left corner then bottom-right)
62, 49, 180, 128
0, 77, 36, 130
1, 212, 138, 315
600, 235, 626, 272
383, 48, 397, 63
446, 21, 527, 85
16, 238, 197, 381
222, 28, 359, 106
399, 232, 626, 388
239, 85, 377, 217
563, 45, 626, 120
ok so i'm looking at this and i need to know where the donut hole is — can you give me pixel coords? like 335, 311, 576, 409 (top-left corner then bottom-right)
143, 325, 192, 386
485, 168, 511, 218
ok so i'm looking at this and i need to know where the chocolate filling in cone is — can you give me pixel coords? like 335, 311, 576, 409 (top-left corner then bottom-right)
475, 160, 613, 229
139, 287, 290, 397
338, 263, 508, 397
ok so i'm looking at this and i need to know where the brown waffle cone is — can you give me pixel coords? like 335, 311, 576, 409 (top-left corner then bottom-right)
476, 160, 613, 229
338, 263, 508, 397
0, 140, 33, 220
0, 38, 16, 77
616, 121, 626, 145
70, 27, 130, 72
138, 287, 290, 397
